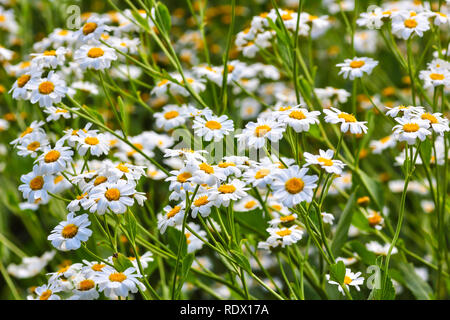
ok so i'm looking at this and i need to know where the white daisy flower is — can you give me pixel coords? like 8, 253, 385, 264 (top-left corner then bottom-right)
212, 179, 249, 207
367, 209, 384, 230
321, 212, 335, 225
69, 277, 99, 300
128, 251, 154, 274
237, 118, 286, 149
30, 47, 67, 69
74, 44, 117, 70
48, 212, 92, 251
326, 268, 364, 295
96, 267, 144, 299
369, 135, 397, 154
303, 149, 346, 175
391, 12, 430, 40
178, 222, 206, 253
9, 71, 41, 100
187, 160, 226, 186
158, 204, 186, 234
337, 57, 378, 80
43, 106, 77, 122
76, 130, 110, 157
324, 107, 368, 134
385, 105, 425, 117
30, 283, 61, 300
419, 69, 450, 88
86, 179, 136, 215
26, 70, 67, 108
10, 120, 46, 146
18, 164, 53, 203
35, 141, 74, 174
415, 111, 449, 135
277, 106, 321, 133
266, 225, 304, 247
268, 213, 298, 227
16, 132, 49, 158
271, 165, 318, 207
366, 241, 398, 256
234, 196, 262, 212
154, 104, 189, 131
74, 16, 111, 42
192, 113, 234, 142
392, 116, 431, 145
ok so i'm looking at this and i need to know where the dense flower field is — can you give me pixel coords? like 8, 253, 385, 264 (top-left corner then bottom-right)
0, 0, 449, 300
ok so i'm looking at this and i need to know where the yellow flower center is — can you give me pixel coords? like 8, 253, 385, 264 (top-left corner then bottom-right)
276, 229, 292, 237
289, 110, 306, 120
218, 184, 236, 193
58, 30, 69, 36
105, 188, 120, 201
404, 18, 417, 28
91, 263, 105, 272
255, 169, 270, 179
421, 113, 438, 124
244, 200, 257, 209
44, 150, 60, 163
54, 176, 64, 184
338, 112, 357, 122
254, 125, 272, 137
38, 81, 55, 95
108, 272, 127, 282
76, 192, 88, 200
78, 279, 95, 291
17, 74, 31, 88
20, 127, 33, 137
429, 73, 444, 81
280, 215, 296, 222
43, 50, 56, 56
167, 206, 181, 218
285, 177, 305, 194
117, 163, 129, 173
317, 157, 333, 166
177, 172, 192, 183
61, 224, 79, 238
94, 176, 107, 186
403, 123, 419, 132
368, 212, 382, 226
27, 141, 40, 151
29, 176, 44, 190
205, 120, 222, 130
194, 195, 209, 207
349, 60, 365, 68
87, 47, 104, 58
39, 290, 52, 300
84, 137, 99, 145
344, 276, 352, 285
83, 22, 98, 35
164, 110, 179, 120
218, 162, 235, 168
199, 163, 214, 174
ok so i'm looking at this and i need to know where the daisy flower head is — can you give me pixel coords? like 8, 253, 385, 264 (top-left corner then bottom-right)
237, 118, 286, 150
324, 107, 368, 134
192, 113, 234, 142
9, 70, 42, 100
86, 179, 136, 215
326, 268, 364, 295
47, 212, 92, 251
336, 57, 378, 80
234, 196, 262, 212
43, 106, 77, 122
166, 166, 197, 193
178, 223, 207, 253
243, 164, 277, 189
74, 16, 111, 43
74, 44, 117, 70
366, 241, 398, 256
271, 165, 318, 207
391, 11, 430, 40
414, 111, 449, 136
277, 106, 321, 133
385, 105, 425, 118
158, 204, 186, 234
392, 115, 431, 145
127, 251, 154, 274
303, 149, 346, 175
369, 135, 397, 154
76, 130, 110, 157
96, 267, 144, 299
16, 132, 49, 158
321, 212, 335, 224
69, 276, 99, 300
35, 141, 74, 174
367, 209, 385, 230
30, 47, 67, 69
154, 104, 189, 131
266, 225, 304, 248
10, 120, 46, 146
190, 192, 218, 218
212, 179, 249, 207
419, 69, 450, 88
31, 283, 62, 300
268, 213, 298, 227
26, 70, 67, 108
187, 160, 226, 186
18, 164, 53, 203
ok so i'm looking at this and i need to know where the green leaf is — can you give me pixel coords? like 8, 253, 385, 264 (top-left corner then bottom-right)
369, 274, 396, 300
397, 263, 433, 299
124, 210, 137, 243
420, 139, 432, 165
230, 249, 252, 273
329, 260, 346, 284
356, 170, 384, 210
112, 253, 133, 272
117, 96, 128, 136
155, 2, 171, 34
331, 189, 357, 257
174, 253, 195, 298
